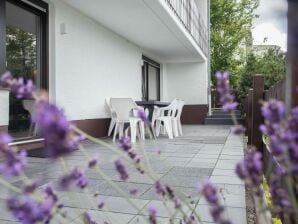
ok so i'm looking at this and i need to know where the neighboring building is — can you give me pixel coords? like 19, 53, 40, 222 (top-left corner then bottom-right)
251, 44, 285, 56
0, 0, 210, 146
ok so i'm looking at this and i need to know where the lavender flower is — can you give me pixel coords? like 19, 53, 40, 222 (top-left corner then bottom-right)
260, 100, 285, 136
97, 199, 105, 209
88, 157, 98, 168
118, 136, 132, 151
230, 125, 246, 135
137, 108, 150, 126
148, 206, 157, 224
114, 159, 129, 181
118, 136, 140, 164
32, 100, 84, 158
0, 72, 35, 99
59, 167, 88, 189
235, 148, 263, 197
7, 192, 56, 224
199, 181, 231, 224
129, 188, 138, 195
155, 181, 166, 196
216, 71, 238, 112
0, 133, 27, 177
83, 212, 97, 224
269, 174, 292, 216
23, 180, 38, 194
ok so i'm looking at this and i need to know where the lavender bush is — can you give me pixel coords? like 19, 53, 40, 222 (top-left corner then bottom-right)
0, 70, 297, 224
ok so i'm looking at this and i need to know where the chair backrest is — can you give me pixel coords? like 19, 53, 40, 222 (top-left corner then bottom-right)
110, 98, 138, 121
168, 99, 178, 117
22, 99, 35, 115
176, 100, 185, 119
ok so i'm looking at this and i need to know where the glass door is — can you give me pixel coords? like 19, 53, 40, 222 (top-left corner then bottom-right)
142, 56, 160, 101
0, 0, 48, 139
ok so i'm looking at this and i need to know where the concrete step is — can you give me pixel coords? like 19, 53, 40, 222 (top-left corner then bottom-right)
210, 114, 242, 119
204, 117, 244, 125
212, 110, 241, 116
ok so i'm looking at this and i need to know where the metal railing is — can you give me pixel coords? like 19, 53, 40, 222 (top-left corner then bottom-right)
165, 0, 208, 55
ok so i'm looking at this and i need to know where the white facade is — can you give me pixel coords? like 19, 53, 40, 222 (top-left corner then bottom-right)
0, 90, 9, 127
46, 0, 209, 122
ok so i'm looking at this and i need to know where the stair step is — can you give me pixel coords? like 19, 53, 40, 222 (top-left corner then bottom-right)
204, 118, 244, 125
211, 114, 242, 119
212, 110, 241, 116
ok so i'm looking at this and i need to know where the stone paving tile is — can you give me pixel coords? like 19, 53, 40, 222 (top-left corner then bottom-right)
74, 210, 135, 224
187, 162, 216, 169
167, 167, 213, 177
159, 173, 206, 188
195, 204, 246, 224
209, 175, 244, 185
216, 184, 246, 196
212, 169, 238, 177
199, 193, 246, 208
59, 192, 150, 214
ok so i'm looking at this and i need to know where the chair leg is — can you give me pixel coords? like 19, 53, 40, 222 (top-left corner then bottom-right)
108, 118, 116, 136
164, 119, 173, 139
119, 123, 124, 138
113, 122, 119, 142
178, 121, 183, 136
156, 120, 161, 137
139, 121, 145, 140
172, 119, 179, 137
129, 120, 137, 143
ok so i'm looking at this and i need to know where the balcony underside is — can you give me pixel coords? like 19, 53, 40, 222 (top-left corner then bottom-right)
62, 0, 206, 63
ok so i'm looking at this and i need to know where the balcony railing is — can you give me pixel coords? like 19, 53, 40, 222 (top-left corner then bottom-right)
165, 0, 208, 56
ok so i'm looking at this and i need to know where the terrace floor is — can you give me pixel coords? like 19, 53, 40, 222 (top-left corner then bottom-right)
0, 125, 246, 224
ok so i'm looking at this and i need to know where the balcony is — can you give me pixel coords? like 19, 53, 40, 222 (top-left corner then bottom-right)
164, 0, 208, 55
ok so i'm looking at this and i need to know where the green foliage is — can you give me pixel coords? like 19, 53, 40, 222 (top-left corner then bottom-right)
210, 0, 259, 87
238, 47, 286, 110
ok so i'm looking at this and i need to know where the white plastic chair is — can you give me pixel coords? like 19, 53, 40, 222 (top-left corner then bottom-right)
109, 98, 145, 143
172, 100, 185, 136
152, 99, 179, 139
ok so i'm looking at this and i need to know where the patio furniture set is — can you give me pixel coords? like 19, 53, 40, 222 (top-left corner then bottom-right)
106, 98, 185, 143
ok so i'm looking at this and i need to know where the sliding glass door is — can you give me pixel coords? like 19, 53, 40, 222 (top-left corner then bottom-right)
142, 56, 160, 101
0, 0, 48, 139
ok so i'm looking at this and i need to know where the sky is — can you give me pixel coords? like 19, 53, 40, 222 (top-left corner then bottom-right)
252, 0, 288, 51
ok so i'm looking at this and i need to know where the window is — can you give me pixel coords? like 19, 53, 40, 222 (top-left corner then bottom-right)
0, 0, 48, 139
141, 56, 160, 101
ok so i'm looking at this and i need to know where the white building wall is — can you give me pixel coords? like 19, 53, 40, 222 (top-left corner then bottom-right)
49, 0, 143, 120
0, 90, 9, 126
163, 62, 208, 105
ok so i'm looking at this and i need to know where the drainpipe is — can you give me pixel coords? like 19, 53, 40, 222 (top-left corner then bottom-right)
207, 0, 212, 116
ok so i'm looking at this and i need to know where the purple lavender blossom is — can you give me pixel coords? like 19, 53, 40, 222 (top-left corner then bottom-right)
129, 188, 138, 195
137, 108, 150, 126
32, 100, 84, 158
0, 133, 27, 177
83, 212, 97, 224
114, 159, 129, 181
199, 181, 231, 224
269, 174, 292, 216
23, 180, 38, 193
59, 167, 88, 189
174, 198, 181, 209
216, 71, 238, 112
148, 206, 157, 224
230, 125, 246, 135
118, 136, 132, 151
235, 148, 263, 197
118, 136, 140, 164
7, 193, 56, 224
0, 72, 35, 99
260, 100, 285, 136
97, 199, 105, 209
155, 181, 166, 196
88, 157, 98, 168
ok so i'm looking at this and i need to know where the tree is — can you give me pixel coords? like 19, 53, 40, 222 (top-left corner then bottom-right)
210, 0, 259, 87
238, 47, 286, 110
